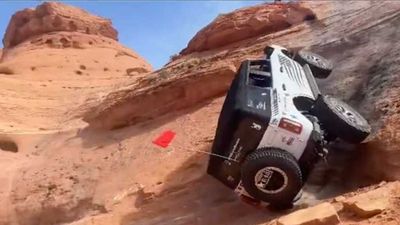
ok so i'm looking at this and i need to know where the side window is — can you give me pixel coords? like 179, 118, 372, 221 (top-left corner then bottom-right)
247, 60, 272, 88
248, 70, 272, 88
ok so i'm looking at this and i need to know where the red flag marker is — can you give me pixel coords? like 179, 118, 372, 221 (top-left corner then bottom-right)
152, 130, 176, 148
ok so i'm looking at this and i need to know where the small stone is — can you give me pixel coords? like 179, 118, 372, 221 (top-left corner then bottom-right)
277, 202, 340, 225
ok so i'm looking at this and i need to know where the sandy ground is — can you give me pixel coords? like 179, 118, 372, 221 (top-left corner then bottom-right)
0, 97, 275, 225
0, 96, 380, 225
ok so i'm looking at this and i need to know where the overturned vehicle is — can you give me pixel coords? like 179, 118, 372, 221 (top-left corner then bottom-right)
207, 45, 371, 208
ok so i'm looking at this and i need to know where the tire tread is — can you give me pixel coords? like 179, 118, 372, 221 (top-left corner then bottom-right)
241, 148, 302, 207
313, 95, 370, 143
295, 50, 332, 78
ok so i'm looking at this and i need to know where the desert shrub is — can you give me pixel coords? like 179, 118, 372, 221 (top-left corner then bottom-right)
169, 53, 180, 62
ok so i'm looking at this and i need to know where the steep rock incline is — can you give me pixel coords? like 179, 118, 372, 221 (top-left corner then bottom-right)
1, 2, 400, 225
0, 2, 151, 132
82, 1, 318, 129
80, 1, 340, 129
2, 1, 117, 49
180, 2, 315, 55
83, 0, 400, 187
0, 2, 153, 224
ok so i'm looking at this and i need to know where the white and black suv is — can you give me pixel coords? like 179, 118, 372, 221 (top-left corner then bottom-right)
207, 45, 371, 208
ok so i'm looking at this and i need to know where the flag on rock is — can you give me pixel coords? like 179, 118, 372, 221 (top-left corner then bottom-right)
152, 130, 176, 148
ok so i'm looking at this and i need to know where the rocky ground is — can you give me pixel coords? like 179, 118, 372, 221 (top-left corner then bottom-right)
1, 1, 400, 225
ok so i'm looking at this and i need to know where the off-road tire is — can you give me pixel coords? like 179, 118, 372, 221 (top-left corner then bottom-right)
295, 50, 333, 78
241, 148, 303, 208
312, 95, 371, 143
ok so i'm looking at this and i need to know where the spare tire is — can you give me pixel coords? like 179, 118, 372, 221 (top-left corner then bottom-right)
295, 50, 333, 78
241, 148, 302, 208
312, 95, 371, 143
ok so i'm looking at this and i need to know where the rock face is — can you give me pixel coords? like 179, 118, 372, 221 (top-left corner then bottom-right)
2, 2, 117, 48
3, 1, 400, 225
276, 203, 340, 225
342, 186, 390, 218
0, 2, 151, 131
180, 3, 315, 55
81, 2, 400, 222
83, 64, 236, 129
84, 0, 400, 185
269, 182, 400, 225
0, 2, 154, 223
68, 215, 119, 225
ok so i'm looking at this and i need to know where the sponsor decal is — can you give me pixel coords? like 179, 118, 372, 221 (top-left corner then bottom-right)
257, 169, 273, 187
251, 122, 262, 131
256, 101, 266, 110
281, 136, 295, 146
287, 137, 295, 145
227, 138, 243, 161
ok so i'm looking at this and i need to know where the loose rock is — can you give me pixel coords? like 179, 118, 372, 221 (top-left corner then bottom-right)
277, 203, 340, 225
342, 187, 390, 218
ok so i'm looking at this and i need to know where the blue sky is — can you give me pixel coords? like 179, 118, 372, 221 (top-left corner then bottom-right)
0, 1, 265, 68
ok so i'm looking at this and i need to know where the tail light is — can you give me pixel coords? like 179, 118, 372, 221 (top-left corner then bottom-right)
278, 118, 302, 134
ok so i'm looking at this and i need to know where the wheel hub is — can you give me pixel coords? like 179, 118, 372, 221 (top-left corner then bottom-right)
307, 54, 325, 68
334, 103, 361, 125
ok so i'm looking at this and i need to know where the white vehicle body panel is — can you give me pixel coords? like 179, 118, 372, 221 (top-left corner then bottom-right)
257, 48, 315, 159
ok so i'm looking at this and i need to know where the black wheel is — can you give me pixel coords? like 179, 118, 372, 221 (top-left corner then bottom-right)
295, 50, 333, 78
312, 95, 371, 143
241, 148, 303, 208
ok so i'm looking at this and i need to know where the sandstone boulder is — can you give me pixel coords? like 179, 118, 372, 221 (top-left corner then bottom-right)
277, 203, 340, 225
83, 64, 237, 129
180, 3, 315, 54
342, 186, 390, 218
0, 2, 152, 131
2, 1, 117, 48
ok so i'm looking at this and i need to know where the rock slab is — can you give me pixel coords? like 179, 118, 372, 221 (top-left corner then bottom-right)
342, 187, 390, 218
277, 203, 340, 225
3, 1, 118, 48
180, 3, 315, 54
